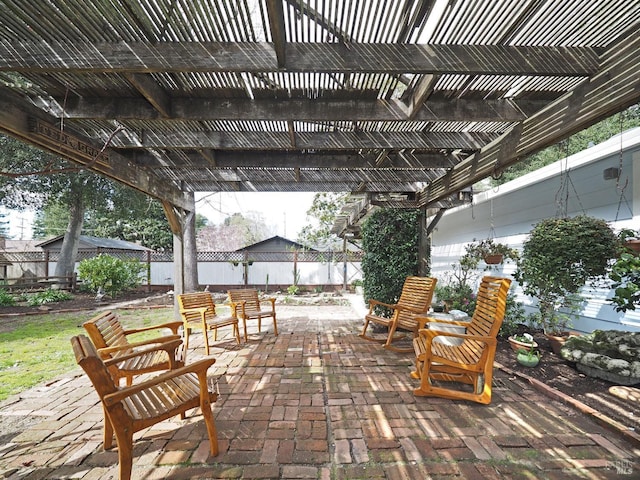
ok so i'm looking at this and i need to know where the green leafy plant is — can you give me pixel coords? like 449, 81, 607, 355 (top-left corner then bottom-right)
514, 215, 618, 334
608, 251, 640, 312
0, 289, 16, 306
25, 289, 72, 306
78, 254, 145, 298
499, 293, 529, 338
287, 284, 300, 295
435, 283, 476, 315
361, 208, 420, 310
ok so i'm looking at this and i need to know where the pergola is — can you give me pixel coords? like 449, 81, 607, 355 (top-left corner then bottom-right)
1, 1, 639, 289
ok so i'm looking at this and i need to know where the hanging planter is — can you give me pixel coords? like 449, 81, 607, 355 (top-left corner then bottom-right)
484, 254, 504, 265
623, 239, 640, 254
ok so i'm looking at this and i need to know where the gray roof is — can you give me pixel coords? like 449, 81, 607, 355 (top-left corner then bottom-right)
36, 235, 150, 251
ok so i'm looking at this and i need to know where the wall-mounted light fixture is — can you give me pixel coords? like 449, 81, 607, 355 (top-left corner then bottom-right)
457, 188, 473, 203
603, 167, 620, 180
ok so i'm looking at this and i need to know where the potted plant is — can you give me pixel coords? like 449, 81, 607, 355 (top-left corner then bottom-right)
461, 238, 519, 266
516, 347, 541, 367
618, 228, 640, 254
514, 215, 618, 352
508, 332, 538, 352
608, 249, 640, 313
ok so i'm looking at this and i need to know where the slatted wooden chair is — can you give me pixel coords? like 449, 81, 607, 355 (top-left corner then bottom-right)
359, 276, 437, 352
71, 334, 219, 480
412, 276, 512, 404
178, 292, 241, 355
228, 288, 278, 341
83, 310, 184, 387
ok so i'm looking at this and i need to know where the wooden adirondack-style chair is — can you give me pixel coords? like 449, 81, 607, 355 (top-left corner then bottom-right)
360, 276, 437, 352
178, 292, 241, 355
71, 334, 219, 480
83, 311, 184, 386
412, 276, 512, 404
228, 288, 278, 341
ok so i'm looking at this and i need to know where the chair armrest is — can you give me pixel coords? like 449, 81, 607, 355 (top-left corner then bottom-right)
418, 328, 496, 346
260, 297, 276, 309
180, 306, 209, 317
367, 299, 400, 316
123, 321, 183, 336
102, 357, 217, 406
100, 337, 182, 358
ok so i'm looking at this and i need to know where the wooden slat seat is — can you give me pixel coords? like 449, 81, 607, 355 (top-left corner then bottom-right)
83, 310, 184, 387
178, 292, 241, 355
360, 276, 437, 352
71, 334, 219, 480
412, 276, 512, 404
228, 289, 278, 341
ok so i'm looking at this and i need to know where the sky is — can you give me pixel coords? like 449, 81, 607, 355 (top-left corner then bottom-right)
3, 192, 318, 241
196, 191, 317, 240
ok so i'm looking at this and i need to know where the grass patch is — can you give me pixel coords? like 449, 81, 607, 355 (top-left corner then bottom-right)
0, 308, 176, 402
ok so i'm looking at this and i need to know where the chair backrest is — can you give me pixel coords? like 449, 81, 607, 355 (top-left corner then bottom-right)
71, 334, 119, 399
466, 276, 512, 338
178, 292, 216, 322
395, 277, 437, 327
228, 289, 260, 311
83, 311, 131, 356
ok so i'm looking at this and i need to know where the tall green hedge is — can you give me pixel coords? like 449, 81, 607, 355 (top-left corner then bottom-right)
361, 208, 420, 306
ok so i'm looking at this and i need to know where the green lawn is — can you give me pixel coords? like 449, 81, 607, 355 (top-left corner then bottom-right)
0, 308, 176, 402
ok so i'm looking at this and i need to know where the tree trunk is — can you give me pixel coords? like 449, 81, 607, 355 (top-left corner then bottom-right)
54, 194, 84, 280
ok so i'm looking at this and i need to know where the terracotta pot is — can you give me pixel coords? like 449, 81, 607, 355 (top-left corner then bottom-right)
545, 332, 570, 356
484, 254, 504, 264
508, 336, 538, 352
624, 240, 640, 254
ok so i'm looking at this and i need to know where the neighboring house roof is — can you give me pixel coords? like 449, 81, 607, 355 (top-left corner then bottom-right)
2, 239, 42, 252
236, 235, 316, 253
36, 235, 151, 251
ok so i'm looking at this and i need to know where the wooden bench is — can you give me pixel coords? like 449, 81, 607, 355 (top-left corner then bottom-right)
360, 276, 437, 352
178, 292, 241, 355
83, 310, 184, 386
71, 334, 219, 480
412, 276, 512, 405
228, 289, 278, 341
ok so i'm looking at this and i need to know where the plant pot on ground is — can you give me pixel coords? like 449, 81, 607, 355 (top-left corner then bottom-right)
508, 333, 538, 352
516, 347, 540, 367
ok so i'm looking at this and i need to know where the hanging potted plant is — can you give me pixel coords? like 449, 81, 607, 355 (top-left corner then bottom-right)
618, 228, 640, 255
461, 238, 519, 267
514, 215, 618, 353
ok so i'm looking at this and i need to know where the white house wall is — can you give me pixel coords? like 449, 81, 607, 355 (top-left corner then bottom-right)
430, 128, 640, 334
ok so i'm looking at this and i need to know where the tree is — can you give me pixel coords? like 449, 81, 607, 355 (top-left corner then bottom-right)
0, 210, 9, 238
197, 212, 273, 251
0, 134, 117, 277
297, 193, 348, 248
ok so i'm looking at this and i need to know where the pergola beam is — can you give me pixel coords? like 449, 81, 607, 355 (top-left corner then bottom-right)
0, 41, 600, 76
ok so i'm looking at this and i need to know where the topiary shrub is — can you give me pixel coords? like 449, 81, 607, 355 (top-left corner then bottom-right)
361, 208, 420, 311
78, 254, 145, 298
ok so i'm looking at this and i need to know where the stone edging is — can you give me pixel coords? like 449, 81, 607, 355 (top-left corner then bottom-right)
496, 361, 640, 447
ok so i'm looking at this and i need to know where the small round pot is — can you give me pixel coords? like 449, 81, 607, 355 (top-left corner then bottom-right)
516, 351, 540, 367
508, 336, 538, 352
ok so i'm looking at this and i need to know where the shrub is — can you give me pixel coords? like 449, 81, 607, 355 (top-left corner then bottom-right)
0, 289, 16, 306
361, 208, 420, 310
78, 254, 145, 298
25, 289, 72, 306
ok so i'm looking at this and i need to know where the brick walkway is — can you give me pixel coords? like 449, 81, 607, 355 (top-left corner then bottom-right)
1, 302, 638, 479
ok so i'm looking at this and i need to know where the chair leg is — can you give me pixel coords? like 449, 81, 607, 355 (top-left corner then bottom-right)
114, 428, 134, 480
272, 314, 278, 336
103, 406, 114, 450
234, 323, 241, 344
242, 318, 248, 342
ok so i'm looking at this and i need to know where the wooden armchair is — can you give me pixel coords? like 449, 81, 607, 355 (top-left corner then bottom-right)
228, 288, 278, 341
71, 335, 219, 480
360, 276, 437, 352
83, 310, 184, 386
178, 292, 241, 355
412, 276, 512, 404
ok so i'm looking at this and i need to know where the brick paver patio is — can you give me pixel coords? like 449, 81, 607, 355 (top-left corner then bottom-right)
1, 301, 638, 479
